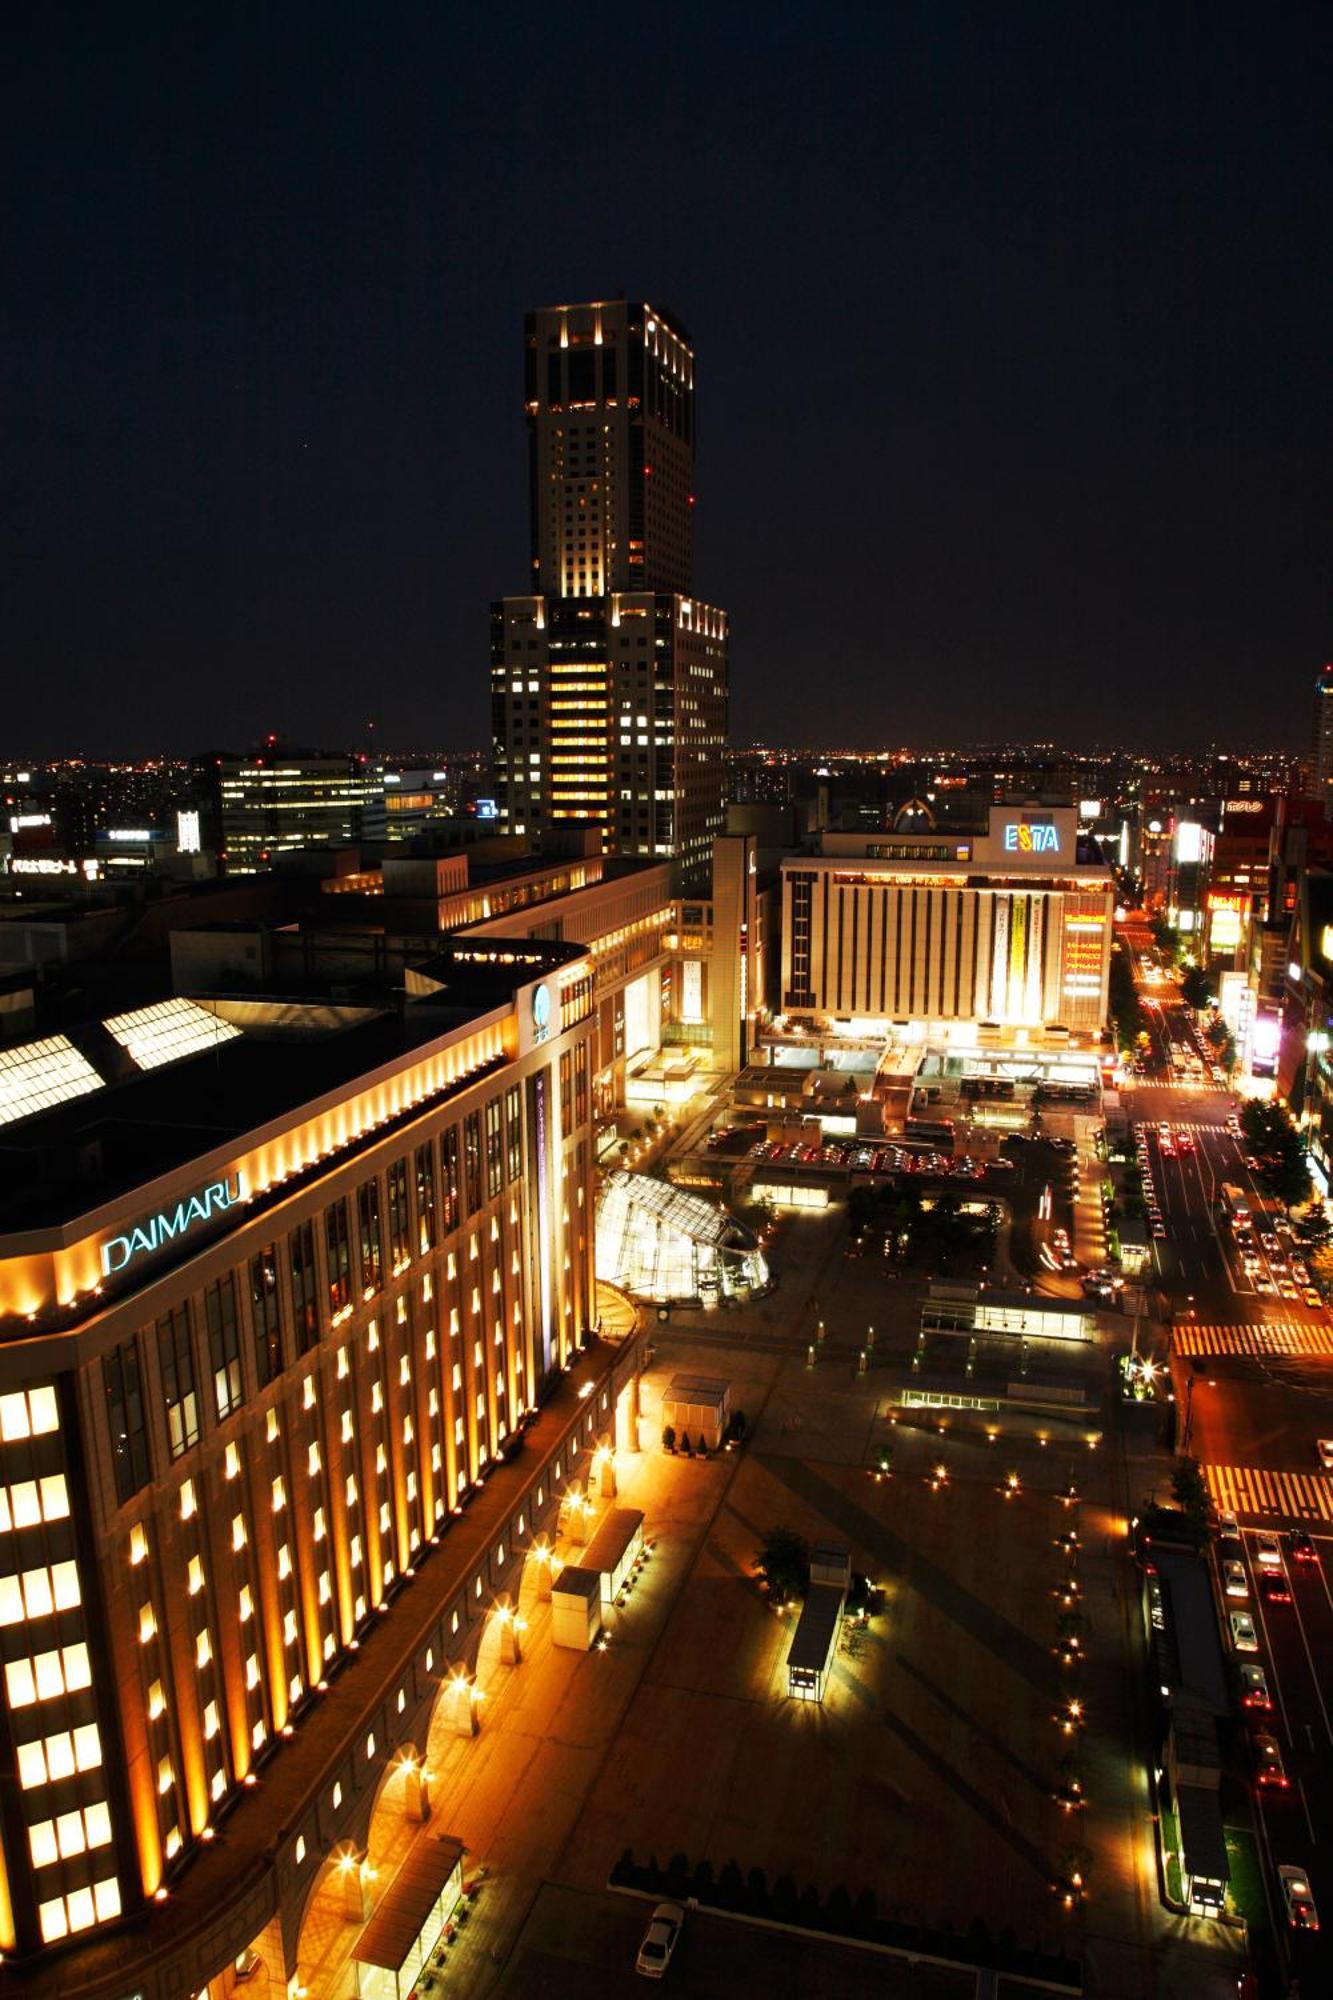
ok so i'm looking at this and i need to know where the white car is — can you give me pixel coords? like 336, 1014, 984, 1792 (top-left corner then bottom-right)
1221, 1559, 1248, 1598
1229, 1610, 1259, 1653
1254, 1532, 1282, 1569
636, 1902, 685, 1979
1215, 1508, 1240, 1539
1278, 1864, 1320, 1932
1317, 1440, 1333, 1474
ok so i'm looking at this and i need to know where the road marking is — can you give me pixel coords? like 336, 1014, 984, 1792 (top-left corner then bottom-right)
1204, 1463, 1333, 1522
1173, 1321, 1333, 1358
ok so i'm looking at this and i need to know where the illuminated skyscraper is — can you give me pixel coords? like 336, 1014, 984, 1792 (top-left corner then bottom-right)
491, 300, 728, 891
1311, 663, 1333, 793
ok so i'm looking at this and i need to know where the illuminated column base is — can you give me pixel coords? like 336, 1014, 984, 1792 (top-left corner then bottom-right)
404, 1762, 431, 1823
498, 1616, 524, 1666
597, 1450, 618, 1499
441, 1677, 482, 1737
341, 1855, 372, 1922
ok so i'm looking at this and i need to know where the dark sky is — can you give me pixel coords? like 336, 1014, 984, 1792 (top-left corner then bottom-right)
5, 1, 1331, 756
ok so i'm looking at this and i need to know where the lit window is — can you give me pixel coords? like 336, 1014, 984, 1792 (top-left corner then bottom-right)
56, 1809, 86, 1858
0, 1576, 23, 1624
22, 1569, 53, 1618
158, 1755, 174, 1795
30, 1819, 58, 1867
39, 1898, 69, 1943
179, 1478, 196, 1520
51, 1561, 80, 1611
72, 1723, 100, 1771
196, 1630, 212, 1669
85, 1801, 112, 1850
129, 1524, 148, 1565
225, 1442, 240, 1480
17, 1739, 47, 1787
35, 1651, 64, 1700
239, 1586, 253, 1623
187, 1557, 204, 1596
63, 1643, 91, 1690
93, 1877, 121, 1923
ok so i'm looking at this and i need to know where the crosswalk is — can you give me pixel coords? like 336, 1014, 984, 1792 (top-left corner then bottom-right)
1173, 1320, 1333, 1359
1204, 1462, 1333, 1523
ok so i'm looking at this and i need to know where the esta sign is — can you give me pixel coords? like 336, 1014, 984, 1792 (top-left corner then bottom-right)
1002, 821, 1060, 855
101, 1173, 245, 1277
531, 982, 552, 1044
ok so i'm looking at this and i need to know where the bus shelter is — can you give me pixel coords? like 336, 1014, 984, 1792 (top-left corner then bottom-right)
351, 1835, 465, 1999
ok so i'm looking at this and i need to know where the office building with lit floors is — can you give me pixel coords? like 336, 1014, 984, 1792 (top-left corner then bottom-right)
0, 953, 642, 1997
490, 299, 728, 891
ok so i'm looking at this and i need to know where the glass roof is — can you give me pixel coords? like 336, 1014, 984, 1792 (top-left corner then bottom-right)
103, 998, 242, 1071
0, 1035, 105, 1129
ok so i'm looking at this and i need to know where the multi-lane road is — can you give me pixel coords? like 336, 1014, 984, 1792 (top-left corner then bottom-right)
1118, 921, 1333, 1989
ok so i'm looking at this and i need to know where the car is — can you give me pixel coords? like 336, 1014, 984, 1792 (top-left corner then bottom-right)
1242, 1253, 1262, 1275
635, 1902, 685, 1978
1215, 1507, 1240, 1538
1303, 1287, 1324, 1310
1229, 1610, 1259, 1652
1259, 1568, 1291, 1605
1255, 1275, 1277, 1296
1253, 1732, 1289, 1788
1160, 1137, 1175, 1157
1152, 1222, 1167, 1239
1222, 1559, 1249, 1598
1288, 1528, 1318, 1564
1254, 1532, 1282, 1569
1291, 1260, 1310, 1284
1240, 1662, 1273, 1710
1317, 1439, 1333, 1474
1278, 1864, 1320, 1931
1245, 1154, 1262, 1171
1278, 1279, 1300, 1301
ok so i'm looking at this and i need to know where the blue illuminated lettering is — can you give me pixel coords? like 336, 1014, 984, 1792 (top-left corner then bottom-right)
101, 1173, 245, 1277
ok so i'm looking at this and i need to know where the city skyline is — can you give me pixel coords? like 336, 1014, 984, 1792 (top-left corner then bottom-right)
6, 5, 1332, 756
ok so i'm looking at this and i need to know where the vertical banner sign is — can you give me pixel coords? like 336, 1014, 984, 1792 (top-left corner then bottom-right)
991, 896, 1010, 1020
1009, 895, 1028, 1022
1025, 898, 1045, 1022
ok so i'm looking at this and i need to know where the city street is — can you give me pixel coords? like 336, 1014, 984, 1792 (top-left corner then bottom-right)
1119, 921, 1333, 1993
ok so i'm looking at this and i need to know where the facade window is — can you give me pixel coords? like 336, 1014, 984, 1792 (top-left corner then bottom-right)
157, 1306, 199, 1460
463, 1112, 483, 1216
388, 1158, 411, 1265
204, 1275, 243, 1422
357, 1178, 383, 1294
249, 1246, 283, 1388
440, 1127, 460, 1232
103, 1337, 149, 1503
505, 1085, 522, 1183
574, 1039, 589, 1127
289, 1221, 321, 1354
485, 1100, 503, 1201
560, 1051, 573, 1131
415, 1143, 438, 1253
325, 1198, 352, 1315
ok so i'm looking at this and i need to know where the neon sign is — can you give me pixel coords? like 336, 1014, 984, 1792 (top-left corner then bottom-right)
531, 982, 552, 1044
101, 1173, 245, 1277
1003, 822, 1060, 854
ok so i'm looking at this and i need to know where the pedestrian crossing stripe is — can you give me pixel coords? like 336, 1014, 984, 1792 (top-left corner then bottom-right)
1173, 1321, 1333, 1358
1204, 1463, 1333, 1524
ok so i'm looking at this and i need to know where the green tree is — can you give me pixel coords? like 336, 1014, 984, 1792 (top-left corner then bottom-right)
1108, 946, 1146, 1053
1180, 964, 1214, 1011
1170, 1455, 1212, 1546
756, 1526, 810, 1604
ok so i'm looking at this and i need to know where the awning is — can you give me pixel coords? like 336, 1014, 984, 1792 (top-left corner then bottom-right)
353, 1836, 465, 1975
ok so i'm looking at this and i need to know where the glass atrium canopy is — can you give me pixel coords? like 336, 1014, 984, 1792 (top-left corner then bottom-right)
596, 1170, 769, 1303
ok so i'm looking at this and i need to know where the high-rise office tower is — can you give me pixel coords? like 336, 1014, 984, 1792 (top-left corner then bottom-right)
1311, 663, 1333, 794
491, 300, 728, 891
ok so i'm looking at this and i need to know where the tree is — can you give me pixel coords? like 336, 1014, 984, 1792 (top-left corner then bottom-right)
1108, 947, 1146, 1052
1170, 1455, 1212, 1546
1180, 964, 1214, 1011
756, 1526, 810, 1603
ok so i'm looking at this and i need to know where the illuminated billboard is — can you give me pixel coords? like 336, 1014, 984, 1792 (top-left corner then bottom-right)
1207, 893, 1244, 952
1250, 1005, 1282, 1079
1174, 821, 1205, 863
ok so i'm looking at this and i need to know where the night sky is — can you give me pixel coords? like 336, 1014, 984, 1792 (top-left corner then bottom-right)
5, 2, 1331, 757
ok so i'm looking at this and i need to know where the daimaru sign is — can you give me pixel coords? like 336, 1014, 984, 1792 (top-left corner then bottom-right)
1002, 820, 1061, 854
101, 1173, 245, 1277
